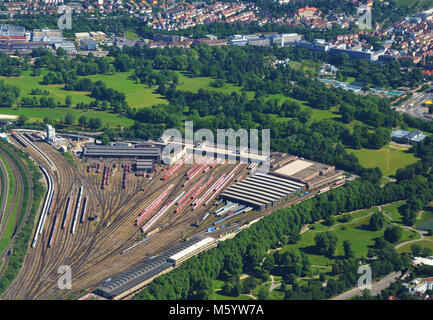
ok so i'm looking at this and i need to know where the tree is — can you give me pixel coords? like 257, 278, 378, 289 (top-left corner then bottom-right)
384, 226, 403, 243
402, 210, 417, 226
343, 240, 355, 259
262, 254, 275, 272
369, 212, 385, 231
43, 116, 49, 124
257, 286, 270, 300
314, 232, 338, 257
88, 118, 102, 129
78, 115, 88, 127
65, 95, 72, 107
17, 115, 28, 126
324, 216, 336, 226
423, 247, 433, 256
64, 113, 75, 125
411, 243, 423, 256
101, 135, 110, 145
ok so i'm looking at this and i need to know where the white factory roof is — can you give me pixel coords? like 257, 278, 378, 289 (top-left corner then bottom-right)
275, 159, 313, 176
169, 237, 214, 261
413, 256, 433, 266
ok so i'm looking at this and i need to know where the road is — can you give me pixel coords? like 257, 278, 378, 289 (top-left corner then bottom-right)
331, 271, 402, 300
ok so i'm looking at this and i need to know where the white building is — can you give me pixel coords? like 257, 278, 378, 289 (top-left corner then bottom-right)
404, 277, 433, 294
46, 124, 56, 142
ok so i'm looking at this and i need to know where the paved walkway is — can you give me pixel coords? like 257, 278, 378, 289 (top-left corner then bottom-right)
269, 275, 281, 293
331, 271, 402, 300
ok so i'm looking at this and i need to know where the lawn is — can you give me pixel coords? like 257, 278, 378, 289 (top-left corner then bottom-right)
382, 201, 406, 225
266, 94, 342, 123
2, 70, 93, 105
125, 29, 141, 41
396, 240, 433, 254
0, 107, 133, 128
176, 72, 255, 98
85, 73, 169, 109
280, 209, 418, 267
347, 145, 420, 177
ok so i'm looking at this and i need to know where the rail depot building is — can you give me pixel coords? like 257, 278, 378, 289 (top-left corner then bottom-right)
82, 144, 162, 164
94, 236, 216, 300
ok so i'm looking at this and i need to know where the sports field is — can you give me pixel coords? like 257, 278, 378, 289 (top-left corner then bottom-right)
347, 145, 420, 177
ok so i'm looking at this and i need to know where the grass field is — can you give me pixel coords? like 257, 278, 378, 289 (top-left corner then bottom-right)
1, 70, 93, 105
176, 72, 256, 98
125, 29, 141, 41
347, 145, 420, 177
0, 107, 134, 128
266, 94, 342, 123
396, 240, 433, 254
382, 201, 406, 225
84, 73, 169, 109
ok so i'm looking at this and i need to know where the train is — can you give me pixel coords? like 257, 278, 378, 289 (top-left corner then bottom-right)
11, 133, 27, 148
80, 197, 88, 223
47, 214, 58, 248
71, 186, 83, 235
31, 165, 54, 248
61, 197, 71, 230
213, 207, 252, 226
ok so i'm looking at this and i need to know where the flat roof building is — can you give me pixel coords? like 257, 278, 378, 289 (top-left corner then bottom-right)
94, 236, 215, 299
391, 129, 427, 144
82, 144, 161, 163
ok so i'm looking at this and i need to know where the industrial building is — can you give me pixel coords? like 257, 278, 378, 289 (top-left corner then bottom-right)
270, 158, 344, 189
0, 25, 26, 40
220, 173, 305, 210
46, 125, 55, 142
134, 159, 155, 172
79, 38, 97, 51
32, 28, 63, 43
0, 41, 49, 53
94, 236, 216, 299
391, 129, 427, 144
82, 144, 162, 164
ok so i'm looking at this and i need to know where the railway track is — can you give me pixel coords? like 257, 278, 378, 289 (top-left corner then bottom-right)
0, 144, 33, 281
2, 138, 254, 299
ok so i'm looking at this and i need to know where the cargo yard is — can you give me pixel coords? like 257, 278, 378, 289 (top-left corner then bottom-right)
1, 129, 348, 300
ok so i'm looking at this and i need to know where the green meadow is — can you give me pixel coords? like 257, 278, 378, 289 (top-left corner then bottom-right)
347, 145, 420, 177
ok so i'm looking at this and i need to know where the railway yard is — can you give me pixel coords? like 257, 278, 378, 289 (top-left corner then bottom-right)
0, 130, 348, 300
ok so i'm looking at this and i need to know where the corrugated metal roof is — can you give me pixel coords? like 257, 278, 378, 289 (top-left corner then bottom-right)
168, 237, 215, 261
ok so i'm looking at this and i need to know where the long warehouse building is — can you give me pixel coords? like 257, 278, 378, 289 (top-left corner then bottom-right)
94, 236, 216, 300
220, 173, 305, 210
82, 144, 161, 164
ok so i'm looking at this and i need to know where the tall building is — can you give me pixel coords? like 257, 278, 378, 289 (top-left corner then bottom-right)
46, 124, 56, 142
